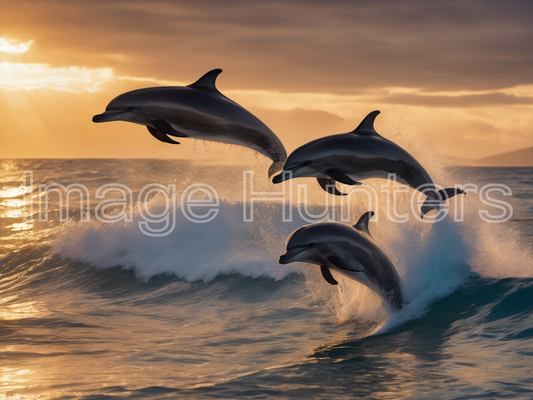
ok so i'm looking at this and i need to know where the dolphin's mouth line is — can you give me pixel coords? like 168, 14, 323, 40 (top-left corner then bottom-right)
284, 161, 312, 173
272, 162, 312, 183
279, 246, 312, 264
92, 109, 129, 123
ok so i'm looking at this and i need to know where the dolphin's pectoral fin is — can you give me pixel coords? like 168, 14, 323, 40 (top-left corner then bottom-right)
350, 110, 381, 136
317, 178, 347, 196
327, 256, 363, 272
327, 169, 361, 186
354, 211, 375, 236
320, 265, 338, 285
153, 120, 189, 138
147, 126, 180, 144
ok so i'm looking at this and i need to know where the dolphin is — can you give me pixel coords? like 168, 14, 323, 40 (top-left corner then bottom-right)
272, 110, 464, 217
93, 69, 287, 177
279, 211, 403, 310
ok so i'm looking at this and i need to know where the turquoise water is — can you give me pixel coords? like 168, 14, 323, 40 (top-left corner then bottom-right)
0, 160, 532, 399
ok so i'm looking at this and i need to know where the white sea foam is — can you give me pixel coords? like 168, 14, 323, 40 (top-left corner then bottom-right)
52, 198, 301, 282
51, 177, 533, 332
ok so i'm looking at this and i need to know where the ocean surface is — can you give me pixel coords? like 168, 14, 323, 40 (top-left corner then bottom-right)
1, 159, 532, 399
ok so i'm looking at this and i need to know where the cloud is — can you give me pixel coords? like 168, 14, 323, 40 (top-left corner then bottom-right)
1, 1, 533, 162
377, 92, 533, 108
0, 62, 114, 92
0, 38, 33, 54
3, 58, 532, 116
2, 0, 533, 93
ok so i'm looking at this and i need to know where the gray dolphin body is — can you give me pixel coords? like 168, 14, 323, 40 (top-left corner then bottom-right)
93, 69, 287, 177
279, 211, 403, 310
273, 111, 464, 217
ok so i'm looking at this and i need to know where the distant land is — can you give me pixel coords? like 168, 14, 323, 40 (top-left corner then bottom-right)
473, 146, 533, 167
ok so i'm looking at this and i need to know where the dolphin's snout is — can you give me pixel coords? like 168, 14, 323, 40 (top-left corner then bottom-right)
92, 110, 127, 123
279, 246, 310, 264
272, 172, 285, 184
92, 113, 106, 123
278, 253, 292, 264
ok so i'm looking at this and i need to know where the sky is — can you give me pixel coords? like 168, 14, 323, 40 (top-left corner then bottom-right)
1, 0, 533, 165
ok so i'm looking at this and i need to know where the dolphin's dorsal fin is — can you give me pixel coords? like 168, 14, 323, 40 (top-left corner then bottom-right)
188, 69, 223, 91
350, 110, 381, 136
353, 211, 375, 236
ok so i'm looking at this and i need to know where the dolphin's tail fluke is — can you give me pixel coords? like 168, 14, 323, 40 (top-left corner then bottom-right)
421, 188, 466, 218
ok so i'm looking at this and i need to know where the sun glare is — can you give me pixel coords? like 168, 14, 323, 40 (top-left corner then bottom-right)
0, 38, 33, 54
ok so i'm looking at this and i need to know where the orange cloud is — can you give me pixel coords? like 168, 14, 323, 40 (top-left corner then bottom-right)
1, 0, 533, 165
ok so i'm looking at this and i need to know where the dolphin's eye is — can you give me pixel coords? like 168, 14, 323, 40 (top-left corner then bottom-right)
308, 242, 315, 247
127, 107, 135, 111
